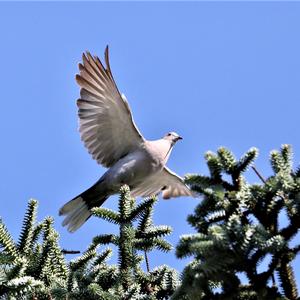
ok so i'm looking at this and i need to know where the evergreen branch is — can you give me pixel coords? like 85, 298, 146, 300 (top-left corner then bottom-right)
39, 230, 66, 283
144, 251, 150, 272
4, 276, 45, 297
137, 204, 153, 232
135, 238, 172, 253
176, 233, 208, 258
270, 149, 291, 174
122, 283, 141, 298
137, 225, 172, 240
91, 207, 120, 224
176, 146, 300, 299
61, 249, 80, 255
70, 247, 97, 271
48, 232, 68, 280
151, 238, 173, 252
31, 221, 44, 245
92, 234, 118, 246
261, 235, 285, 253
236, 148, 258, 174
251, 165, 267, 184
0, 219, 18, 259
17, 199, 38, 255
62, 185, 178, 298
205, 209, 226, 223
92, 248, 112, 267
184, 174, 214, 189
130, 197, 156, 221
93, 264, 119, 290
42, 216, 54, 242
277, 256, 298, 300
118, 224, 135, 275
35, 218, 55, 279
0, 252, 13, 265
280, 144, 293, 172
205, 151, 222, 181
217, 147, 236, 174
119, 185, 134, 219
0, 200, 73, 299
6, 257, 28, 280
208, 225, 228, 246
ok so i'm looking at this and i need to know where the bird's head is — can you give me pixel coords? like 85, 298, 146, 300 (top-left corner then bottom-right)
163, 132, 183, 145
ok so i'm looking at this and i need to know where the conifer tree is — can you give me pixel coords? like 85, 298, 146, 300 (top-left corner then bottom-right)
0, 199, 67, 299
173, 145, 299, 300
0, 187, 179, 299
60, 185, 179, 300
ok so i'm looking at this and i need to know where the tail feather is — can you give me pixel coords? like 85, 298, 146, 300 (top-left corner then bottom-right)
59, 196, 90, 232
60, 179, 108, 232
59, 194, 108, 233
59, 197, 82, 216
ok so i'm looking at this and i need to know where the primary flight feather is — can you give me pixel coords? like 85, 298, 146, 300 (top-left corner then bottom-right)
59, 46, 193, 232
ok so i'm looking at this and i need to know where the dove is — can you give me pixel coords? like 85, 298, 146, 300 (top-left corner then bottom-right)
59, 46, 193, 232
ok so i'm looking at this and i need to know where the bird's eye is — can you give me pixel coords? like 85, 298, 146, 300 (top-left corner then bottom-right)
167, 133, 171, 136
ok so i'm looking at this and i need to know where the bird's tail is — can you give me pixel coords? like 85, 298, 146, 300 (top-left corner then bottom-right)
59, 189, 108, 233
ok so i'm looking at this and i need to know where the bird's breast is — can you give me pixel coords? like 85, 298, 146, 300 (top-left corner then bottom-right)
143, 140, 172, 167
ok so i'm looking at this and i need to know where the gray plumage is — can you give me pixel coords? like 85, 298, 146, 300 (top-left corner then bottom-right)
59, 46, 193, 232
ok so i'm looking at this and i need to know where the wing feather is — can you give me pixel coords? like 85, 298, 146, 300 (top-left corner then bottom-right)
131, 167, 194, 199
76, 46, 145, 167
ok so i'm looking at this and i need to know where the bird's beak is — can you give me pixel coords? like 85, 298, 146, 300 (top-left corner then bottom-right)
176, 136, 183, 141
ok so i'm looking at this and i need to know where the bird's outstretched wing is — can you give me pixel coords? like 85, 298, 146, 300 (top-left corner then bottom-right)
76, 46, 145, 168
131, 167, 194, 199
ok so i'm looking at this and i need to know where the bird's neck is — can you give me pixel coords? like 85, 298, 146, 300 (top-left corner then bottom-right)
163, 144, 173, 162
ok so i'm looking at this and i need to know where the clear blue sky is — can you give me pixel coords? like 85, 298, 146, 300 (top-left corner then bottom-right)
1, 1, 299, 290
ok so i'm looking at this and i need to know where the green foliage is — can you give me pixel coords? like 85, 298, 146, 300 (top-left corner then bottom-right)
0, 219, 18, 260
174, 145, 300, 300
0, 188, 178, 299
63, 185, 178, 299
0, 199, 68, 299
4, 145, 299, 300
17, 199, 38, 255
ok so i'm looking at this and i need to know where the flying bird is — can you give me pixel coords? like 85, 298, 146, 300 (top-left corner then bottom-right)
59, 46, 193, 232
